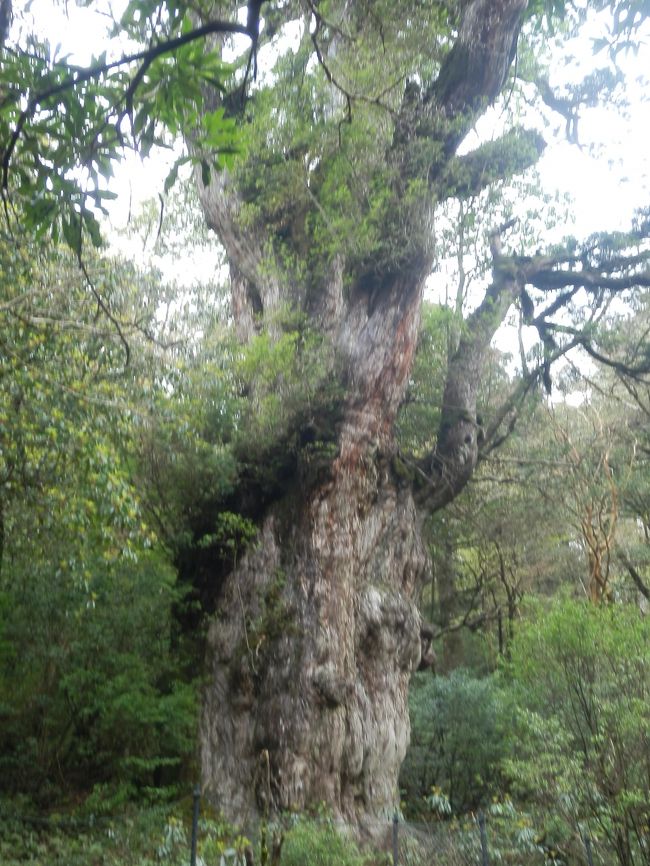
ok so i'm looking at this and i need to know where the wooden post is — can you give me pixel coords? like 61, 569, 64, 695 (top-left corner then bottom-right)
478, 811, 489, 866
392, 812, 399, 866
190, 785, 201, 866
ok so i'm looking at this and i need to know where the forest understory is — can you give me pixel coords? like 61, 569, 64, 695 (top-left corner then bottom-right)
1, 0, 650, 864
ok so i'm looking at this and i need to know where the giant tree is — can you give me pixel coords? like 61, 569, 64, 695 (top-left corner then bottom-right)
2, 0, 650, 831
189, 0, 650, 827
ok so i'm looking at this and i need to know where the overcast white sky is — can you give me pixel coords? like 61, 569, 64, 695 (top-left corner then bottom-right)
20, 1, 650, 277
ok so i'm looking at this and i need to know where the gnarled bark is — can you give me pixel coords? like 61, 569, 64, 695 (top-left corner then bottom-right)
196, 219, 430, 824
201, 447, 428, 825
194, 0, 533, 827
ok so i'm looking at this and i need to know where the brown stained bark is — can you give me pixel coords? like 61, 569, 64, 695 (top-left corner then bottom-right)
582, 458, 619, 604
198, 245, 430, 825
201, 454, 428, 825
196, 0, 532, 827
553, 418, 621, 604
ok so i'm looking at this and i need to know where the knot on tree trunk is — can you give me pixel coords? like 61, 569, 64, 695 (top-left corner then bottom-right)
358, 586, 422, 672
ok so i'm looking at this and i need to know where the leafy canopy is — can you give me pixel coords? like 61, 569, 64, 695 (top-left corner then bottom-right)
0, 0, 245, 249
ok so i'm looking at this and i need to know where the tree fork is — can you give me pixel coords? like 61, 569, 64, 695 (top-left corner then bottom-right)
194, 0, 555, 829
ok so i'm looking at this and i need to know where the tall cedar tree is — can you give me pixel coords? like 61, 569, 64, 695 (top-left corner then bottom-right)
190, 0, 650, 828
2, 0, 650, 830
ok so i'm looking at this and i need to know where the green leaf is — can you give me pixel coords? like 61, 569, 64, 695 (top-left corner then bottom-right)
62, 212, 81, 250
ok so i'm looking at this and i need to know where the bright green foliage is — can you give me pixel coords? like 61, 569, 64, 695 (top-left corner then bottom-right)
395, 303, 451, 456
396, 797, 580, 866
0, 0, 241, 250
138, 307, 340, 556
1, 0, 649, 838
400, 670, 510, 816
280, 818, 366, 866
235, 310, 341, 451
0, 806, 376, 866
0, 550, 197, 802
136, 345, 242, 552
134, 307, 344, 651
0, 805, 250, 866
0, 229, 199, 804
154, 812, 254, 866
232, 3, 458, 281
504, 598, 650, 866
0, 242, 151, 574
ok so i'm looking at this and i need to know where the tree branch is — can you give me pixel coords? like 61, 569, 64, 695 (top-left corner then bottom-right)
527, 266, 650, 293
1, 17, 252, 191
618, 551, 650, 601
428, 0, 527, 117
441, 127, 546, 199
413, 225, 650, 514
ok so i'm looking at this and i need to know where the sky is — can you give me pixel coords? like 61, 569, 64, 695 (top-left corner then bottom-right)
17, 1, 650, 285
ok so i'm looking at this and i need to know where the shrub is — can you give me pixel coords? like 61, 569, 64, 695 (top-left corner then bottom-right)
281, 818, 366, 866
400, 669, 509, 815
504, 598, 650, 866
0, 550, 198, 803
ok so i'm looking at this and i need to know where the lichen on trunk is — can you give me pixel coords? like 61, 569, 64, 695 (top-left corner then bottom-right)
192, 0, 536, 827
196, 237, 432, 824
200, 441, 428, 825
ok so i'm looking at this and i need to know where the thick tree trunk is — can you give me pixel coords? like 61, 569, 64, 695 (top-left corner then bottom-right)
198, 245, 431, 825
200, 434, 429, 825
195, 0, 533, 828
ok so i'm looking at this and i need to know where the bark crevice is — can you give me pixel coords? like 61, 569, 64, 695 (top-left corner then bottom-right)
195, 0, 534, 827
